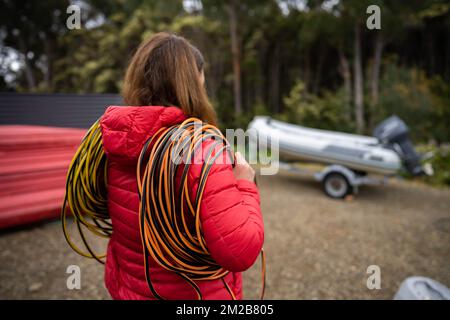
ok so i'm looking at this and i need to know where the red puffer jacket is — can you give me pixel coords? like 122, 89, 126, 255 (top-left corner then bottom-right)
100, 106, 264, 300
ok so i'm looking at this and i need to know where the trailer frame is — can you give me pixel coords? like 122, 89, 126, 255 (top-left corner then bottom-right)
277, 161, 390, 198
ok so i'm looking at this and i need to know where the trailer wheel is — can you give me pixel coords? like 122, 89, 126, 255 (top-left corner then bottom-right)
322, 172, 352, 199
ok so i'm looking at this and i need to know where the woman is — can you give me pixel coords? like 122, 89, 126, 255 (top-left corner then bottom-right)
100, 32, 264, 299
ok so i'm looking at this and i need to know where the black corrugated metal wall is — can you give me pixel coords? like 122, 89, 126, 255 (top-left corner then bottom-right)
0, 93, 123, 128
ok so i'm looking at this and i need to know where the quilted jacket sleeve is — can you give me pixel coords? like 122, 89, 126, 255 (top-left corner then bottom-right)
188, 142, 264, 272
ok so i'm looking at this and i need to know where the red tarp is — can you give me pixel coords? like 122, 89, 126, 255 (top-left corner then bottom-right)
0, 125, 86, 229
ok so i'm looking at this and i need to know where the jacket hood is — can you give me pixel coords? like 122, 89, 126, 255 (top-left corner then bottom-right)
100, 106, 186, 163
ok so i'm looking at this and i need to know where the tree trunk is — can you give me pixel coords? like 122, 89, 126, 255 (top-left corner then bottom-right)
338, 48, 352, 122
313, 47, 326, 94
353, 24, 364, 133
446, 33, 450, 81
227, 0, 242, 115
18, 35, 36, 90
369, 32, 383, 128
304, 48, 311, 92
269, 41, 280, 114
44, 36, 53, 91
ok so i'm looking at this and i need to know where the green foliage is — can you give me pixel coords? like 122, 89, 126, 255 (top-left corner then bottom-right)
373, 63, 450, 143
429, 148, 450, 186
281, 81, 353, 132
419, 145, 450, 187
428, 76, 450, 143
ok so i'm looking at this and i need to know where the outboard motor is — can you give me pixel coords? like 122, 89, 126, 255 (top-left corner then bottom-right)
373, 116, 424, 176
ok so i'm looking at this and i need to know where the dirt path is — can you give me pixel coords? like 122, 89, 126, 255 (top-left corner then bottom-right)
1, 172, 449, 299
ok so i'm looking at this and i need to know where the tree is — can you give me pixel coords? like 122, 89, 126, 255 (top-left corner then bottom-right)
0, 0, 70, 91
353, 23, 364, 133
227, 0, 242, 115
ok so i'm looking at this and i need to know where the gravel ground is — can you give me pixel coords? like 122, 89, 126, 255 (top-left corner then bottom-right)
1, 171, 449, 299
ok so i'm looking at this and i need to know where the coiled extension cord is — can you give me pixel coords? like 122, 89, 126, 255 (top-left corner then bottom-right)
62, 117, 266, 300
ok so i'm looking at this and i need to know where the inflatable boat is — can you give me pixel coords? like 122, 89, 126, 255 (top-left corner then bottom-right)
248, 115, 428, 198
248, 115, 425, 177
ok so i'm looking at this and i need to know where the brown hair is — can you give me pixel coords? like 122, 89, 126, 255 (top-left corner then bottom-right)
123, 32, 217, 126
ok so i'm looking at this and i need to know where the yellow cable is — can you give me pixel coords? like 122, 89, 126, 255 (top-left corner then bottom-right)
62, 120, 110, 263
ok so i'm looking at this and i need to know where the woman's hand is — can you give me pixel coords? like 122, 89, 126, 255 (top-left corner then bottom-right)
232, 152, 255, 182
